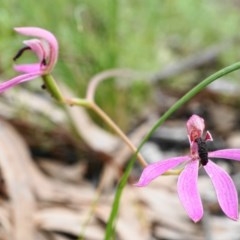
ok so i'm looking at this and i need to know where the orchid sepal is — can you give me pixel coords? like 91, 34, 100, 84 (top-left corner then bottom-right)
177, 160, 203, 222
209, 149, 240, 161
134, 156, 190, 187
204, 160, 238, 220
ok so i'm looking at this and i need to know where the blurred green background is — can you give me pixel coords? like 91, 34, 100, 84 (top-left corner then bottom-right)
0, 0, 240, 130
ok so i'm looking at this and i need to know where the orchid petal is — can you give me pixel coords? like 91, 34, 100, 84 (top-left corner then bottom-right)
23, 39, 46, 61
135, 156, 189, 187
177, 160, 203, 222
204, 160, 238, 220
0, 72, 41, 93
14, 27, 58, 72
209, 149, 240, 161
14, 63, 42, 73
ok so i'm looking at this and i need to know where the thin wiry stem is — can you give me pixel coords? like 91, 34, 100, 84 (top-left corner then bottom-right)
68, 98, 147, 167
86, 68, 142, 102
42, 73, 147, 166
90, 102, 147, 167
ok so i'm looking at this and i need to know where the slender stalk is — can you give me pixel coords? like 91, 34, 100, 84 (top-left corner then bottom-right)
90, 102, 147, 167
65, 97, 91, 108
69, 97, 147, 166
42, 74, 65, 102
88, 101, 147, 167
41, 74, 147, 167
86, 69, 141, 102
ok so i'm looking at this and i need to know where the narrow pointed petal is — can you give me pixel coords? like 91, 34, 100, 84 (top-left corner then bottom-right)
209, 149, 240, 161
204, 160, 238, 220
177, 160, 203, 222
0, 72, 41, 93
23, 39, 45, 61
14, 27, 58, 71
205, 131, 213, 141
135, 156, 190, 187
14, 63, 42, 73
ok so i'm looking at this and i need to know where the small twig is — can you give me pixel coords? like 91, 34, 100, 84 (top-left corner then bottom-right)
86, 68, 142, 101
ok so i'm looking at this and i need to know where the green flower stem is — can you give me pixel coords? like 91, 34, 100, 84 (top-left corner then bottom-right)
42, 74, 65, 102
40, 73, 147, 166
71, 99, 147, 167
66, 97, 92, 108
104, 61, 240, 239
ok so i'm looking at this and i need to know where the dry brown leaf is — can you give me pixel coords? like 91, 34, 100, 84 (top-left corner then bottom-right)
0, 119, 36, 240
135, 182, 199, 235
37, 158, 86, 183
210, 217, 240, 240
2, 88, 66, 124
154, 226, 203, 240
35, 207, 104, 239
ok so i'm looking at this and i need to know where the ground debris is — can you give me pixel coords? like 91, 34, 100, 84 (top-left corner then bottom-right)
0, 80, 239, 239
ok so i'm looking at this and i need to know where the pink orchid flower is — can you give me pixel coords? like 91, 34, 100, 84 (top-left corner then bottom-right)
0, 27, 58, 92
135, 114, 240, 222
